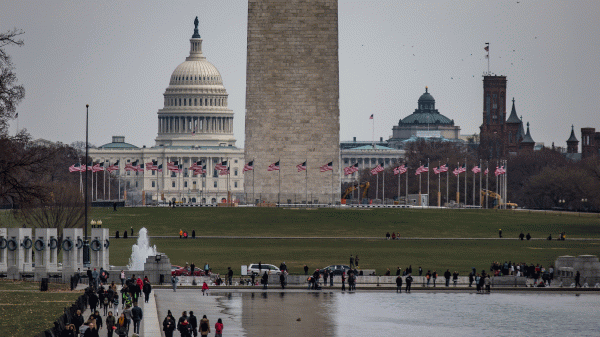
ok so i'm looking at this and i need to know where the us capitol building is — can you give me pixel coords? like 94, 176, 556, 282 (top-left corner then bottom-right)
90, 20, 244, 204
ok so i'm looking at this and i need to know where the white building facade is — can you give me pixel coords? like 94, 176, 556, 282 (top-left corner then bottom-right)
90, 21, 244, 204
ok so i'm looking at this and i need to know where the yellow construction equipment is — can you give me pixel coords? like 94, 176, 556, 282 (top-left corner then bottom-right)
480, 189, 517, 209
342, 182, 370, 200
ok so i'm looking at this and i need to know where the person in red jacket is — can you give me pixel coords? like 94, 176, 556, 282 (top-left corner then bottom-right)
202, 281, 209, 296
214, 318, 223, 337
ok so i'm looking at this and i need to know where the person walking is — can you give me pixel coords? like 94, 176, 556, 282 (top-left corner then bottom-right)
178, 319, 193, 337
115, 313, 128, 337
280, 273, 286, 289
405, 273, 413, 293
143, 280, 152, 303
163, 311, 176, 337
499, 229, 502, 238
453, 271, 459, 287
575, 271, 582, 287
426, 270, 431, 287
89, 291, 99, 314
204, 262, 210, 275
227, 267, 233, 286
485, 275, 491, 293
304, 265, 309, 275
214, 318, 224, 337
120, 270, 125, 287
341, 272, 346, 291
202, 281, 209, 296
432, 270, 437, 287
261, 271, 269, 289
395, 275, 403, 293
349, 255, 354, 268
171, 275, 179, 292
444, 269, 451, 287
131, 302, 143, 335
330, 271, 334, 287
355, 255, 360, 268
188, 311, 198, 337
60, 324, 76, 337
199, 315, 211, 337
106, 311, 116, 337
73, 310, 84, 334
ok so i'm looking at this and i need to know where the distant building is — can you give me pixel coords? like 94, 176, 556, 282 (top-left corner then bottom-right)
388, 87, 461, 148
581, 127, 600, 158
90, 21, 244, 204
340, 144, 405, 183
479, 75, 535, 158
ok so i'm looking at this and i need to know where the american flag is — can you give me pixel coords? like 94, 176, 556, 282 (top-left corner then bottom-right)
190, 161, 202, 170
107, 160, 119, 172
453, 168, 460, 176
157, 164, 163, 172
145, 160, 157, 171
393, 164, 406, 175
136, 163, 145, 172
267, 161, 280, 171
369, 114, 374, 120
320, 162, 333, 172
472, 165, 481, 174
495, 166, 506, 176
69, 163, 82, 173
415, 165, 425, 175
91, 163, 104, 172
219, 167, 230, 175
459, 164, 467, 173
193, 165, 207, 175
297, 161, 307, 172
243, 161, 254, 172
215, 161, 228, 171
124, 161, 134, 171
438, 164, 448, 172
433, 167, 440, 175
344, 163, 359, 175
484, 168, 489, 175
370, 164, 384, 175
167, 161, 179, 171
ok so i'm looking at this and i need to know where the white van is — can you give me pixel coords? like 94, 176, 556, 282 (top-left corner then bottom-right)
247, 263, 281, 275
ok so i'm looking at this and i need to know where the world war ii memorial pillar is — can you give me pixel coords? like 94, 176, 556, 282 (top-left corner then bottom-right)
90, 228, 110, 271
244, 0, 340, 205
0, 228, 7, 275
7, 228, 33, 279
33, 228, 59, 281
62, 228, 84, 282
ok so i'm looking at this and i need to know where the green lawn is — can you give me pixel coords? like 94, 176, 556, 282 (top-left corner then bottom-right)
0, 280, 81, 337
87, 207, 600, 239
109, 237, 600, 276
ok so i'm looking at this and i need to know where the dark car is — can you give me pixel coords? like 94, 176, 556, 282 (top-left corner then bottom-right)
320, 265, 352, 275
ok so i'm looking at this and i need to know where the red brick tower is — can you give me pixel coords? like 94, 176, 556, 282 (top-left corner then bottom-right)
566, 125, 579, 154
581, 127, 599, 158
479, 75, 507, 159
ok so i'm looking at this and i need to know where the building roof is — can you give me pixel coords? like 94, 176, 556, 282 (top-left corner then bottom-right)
506, 98, 521, 124
349, 144, 396, 150
399, 87, 454, 126
567, 125, 579, 143
521, 122, 535, 144
401, 135, 463, 143
98, 141, 139, 149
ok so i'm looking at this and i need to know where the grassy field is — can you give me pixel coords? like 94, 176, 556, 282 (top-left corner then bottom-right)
0, 280, 81, 337
109, 238, 600, 276
86, 207, 600, 238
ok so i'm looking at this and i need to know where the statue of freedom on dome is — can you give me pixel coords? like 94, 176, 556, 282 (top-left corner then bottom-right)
194, 16, 199, 30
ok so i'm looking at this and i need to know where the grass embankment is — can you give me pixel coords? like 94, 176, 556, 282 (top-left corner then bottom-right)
0, 280, 81, 337
89, 207, 600, 238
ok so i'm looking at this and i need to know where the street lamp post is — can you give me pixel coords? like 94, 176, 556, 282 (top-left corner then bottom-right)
84, 104, 90, 266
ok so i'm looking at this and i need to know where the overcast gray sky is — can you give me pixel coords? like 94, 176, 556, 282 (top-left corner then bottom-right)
3, 0, 599, 149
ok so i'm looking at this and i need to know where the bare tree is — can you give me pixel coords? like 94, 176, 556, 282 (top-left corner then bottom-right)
0, 28, 25, 135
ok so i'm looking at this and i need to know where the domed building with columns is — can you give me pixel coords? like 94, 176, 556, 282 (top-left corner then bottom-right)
89, 19, 244, 205
387, 87, 461, 148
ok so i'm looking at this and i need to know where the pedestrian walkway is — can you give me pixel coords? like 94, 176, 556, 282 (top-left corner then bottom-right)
143, 289, 161, 336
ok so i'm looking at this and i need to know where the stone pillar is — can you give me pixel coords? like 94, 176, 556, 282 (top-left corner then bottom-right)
33, 228, 58, 281
62, 228, 84, 282
7, 228, 33, 279
90, 228, 110, 271
0, 228, 7, 274
143, 254, 172, 285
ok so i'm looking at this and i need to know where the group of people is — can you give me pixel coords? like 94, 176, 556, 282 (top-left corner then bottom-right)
385, 232, 401, 240
65, 277, 147, 337
163, 310, 223, 337
488, 261, 555, 286
179, 229, 195, 239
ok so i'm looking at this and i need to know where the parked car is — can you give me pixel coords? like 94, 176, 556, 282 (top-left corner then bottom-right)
247, 263, 281, 275
320, 265, 352, 275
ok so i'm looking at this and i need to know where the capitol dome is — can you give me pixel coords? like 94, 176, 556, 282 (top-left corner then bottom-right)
418, 87, 435, 103
155, 19, 236, 148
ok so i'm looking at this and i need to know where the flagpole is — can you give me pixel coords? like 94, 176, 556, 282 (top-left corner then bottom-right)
505, 160, 508, 210
438, 160, 441, 207
485, 161, 489, 209
495, 160, 498, 208
305, 159, 308, 206
405, 163, 408, 205
382, 164, 385, 205
456, 162, 459, 204
479, 159, 482, 207
278, 158, 281, 206
331, 160, 334, 206
446, 158, 449, 206
464, 157, 467, 206
252, 158, 255, 205
424, 159, 430, 207
397, 164, 401, 202
486, 42, 490, 74
376, 170, 379, 203
472, 163, 475, 207
418, 161, 421, 206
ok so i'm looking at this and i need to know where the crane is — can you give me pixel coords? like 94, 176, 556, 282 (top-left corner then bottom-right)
342, 182, 370, 200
